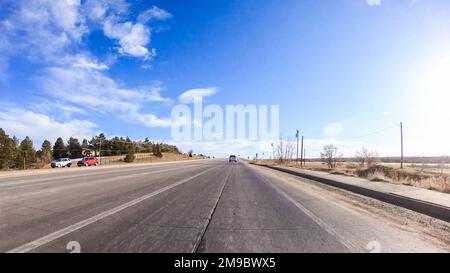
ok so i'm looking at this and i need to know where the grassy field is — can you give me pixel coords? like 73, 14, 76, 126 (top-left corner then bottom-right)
257, 160, 450, 194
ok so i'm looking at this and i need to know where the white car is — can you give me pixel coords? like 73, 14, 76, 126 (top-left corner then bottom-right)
51, 158, 72, 168
229, 155, 238, 163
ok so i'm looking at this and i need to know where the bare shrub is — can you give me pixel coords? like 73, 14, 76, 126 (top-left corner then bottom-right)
368, 170, 389, 182
274, 136, 295, 164
320, 144, 341, 169
355, 147, 378, 168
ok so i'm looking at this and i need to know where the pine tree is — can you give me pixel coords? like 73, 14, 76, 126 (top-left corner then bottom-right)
68, 137, 82, 158
53, 137, 67, 159
81, 139, 89, 149
16, 136, 36, 169
0, 128, 18, 170
153, 143, 163, 158
36, 140, 52, 168
124, 150, 135, 163
41, 140, 52, 162
123, 137, 136, 162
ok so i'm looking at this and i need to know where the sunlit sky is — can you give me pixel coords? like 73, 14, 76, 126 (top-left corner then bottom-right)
0, 0, 449, 158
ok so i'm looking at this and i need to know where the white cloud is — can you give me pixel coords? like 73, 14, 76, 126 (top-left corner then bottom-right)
31, 99, 85, 118
138, 6, 173, 23
323, 122, 343, 138
178, 88, 219, 103
1, 1, 169, 63
71, 55, 109, 70
103, 20, 155, 60
36, 65, 173, 127
126, 112, 178, 128
366, 0, 382, 6
101, 5, 170, 60
0, 108, 96, 145
1, 0, 87, 60
0, 1, 176, 133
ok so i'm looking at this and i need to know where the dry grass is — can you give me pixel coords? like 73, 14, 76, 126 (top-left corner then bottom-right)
35, 152, 203, 169
411, 176, 450, 193
256, 159, 450, 194
100, 152, 203, 165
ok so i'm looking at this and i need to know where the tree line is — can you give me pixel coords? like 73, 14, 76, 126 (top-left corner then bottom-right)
0, 129, 181, 170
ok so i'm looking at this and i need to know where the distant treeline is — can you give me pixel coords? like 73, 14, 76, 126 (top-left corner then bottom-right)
305, 156, 450, 164
378, 156, 450, 164
0, 129, 182, 170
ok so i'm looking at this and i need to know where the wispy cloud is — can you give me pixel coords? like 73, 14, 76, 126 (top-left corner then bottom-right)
178, 87, 219, 103
0, 1, 171, 63
0, 1, 176, 133
138, 6, 173, 23
366, 0, 382, 6
36, 65, 174, 127
323, 122, 344, 138
71, 55, 109, 70
0, 107, 97, 144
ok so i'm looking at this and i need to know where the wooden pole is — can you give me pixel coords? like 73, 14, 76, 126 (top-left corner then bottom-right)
400, 122, 404, 169
300, 136, 304, 168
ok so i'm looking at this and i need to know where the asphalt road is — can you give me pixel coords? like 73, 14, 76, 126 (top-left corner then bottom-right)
0, 159, 446, 253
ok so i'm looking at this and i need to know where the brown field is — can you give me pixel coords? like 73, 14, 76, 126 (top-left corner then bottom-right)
257, 160, 450, 194
35, 152, 205, 169
98, 152, 204, 165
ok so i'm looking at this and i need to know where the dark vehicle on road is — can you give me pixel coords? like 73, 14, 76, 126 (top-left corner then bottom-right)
77, 157, 99, 167
229, 155, 238, 163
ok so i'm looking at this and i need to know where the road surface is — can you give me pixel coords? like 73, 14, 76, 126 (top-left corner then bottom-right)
0, 159, 447, 253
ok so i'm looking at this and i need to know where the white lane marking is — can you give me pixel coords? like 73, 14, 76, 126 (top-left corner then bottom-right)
0, 162, 205, 188
250, 165, 364, 253
6, 165, 220, 253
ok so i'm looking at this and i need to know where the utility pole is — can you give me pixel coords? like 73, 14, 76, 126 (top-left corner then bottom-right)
296, 130, 299, 165
303, 148, 306, 167
271, 143, 274, 160
99, 139, 102, 166
400, 122, 404, 169
300, 136, 304, 168
22, 151, 26, 170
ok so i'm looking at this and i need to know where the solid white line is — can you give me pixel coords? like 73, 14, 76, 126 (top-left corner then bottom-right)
6, 165, 219, 253
251, 165, 364, 253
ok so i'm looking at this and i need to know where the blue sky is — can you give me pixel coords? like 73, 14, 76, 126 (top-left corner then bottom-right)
1, 0, 449, 158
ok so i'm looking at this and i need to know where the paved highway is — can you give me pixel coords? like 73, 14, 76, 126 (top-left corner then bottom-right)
0, 159, 447, 253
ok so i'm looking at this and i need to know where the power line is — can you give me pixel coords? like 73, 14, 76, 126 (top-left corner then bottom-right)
337, 124, 398, 141
304, 124, 399, 141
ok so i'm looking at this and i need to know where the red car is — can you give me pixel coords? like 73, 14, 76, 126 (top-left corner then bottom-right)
77, 157, 99, 167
